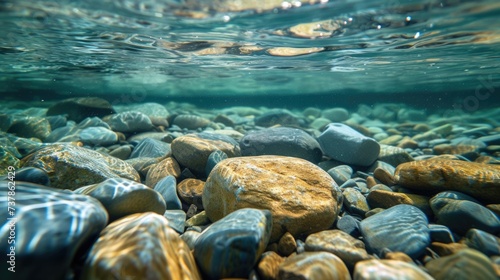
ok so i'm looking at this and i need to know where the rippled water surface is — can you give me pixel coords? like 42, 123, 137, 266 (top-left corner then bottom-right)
1, 0, 499, 106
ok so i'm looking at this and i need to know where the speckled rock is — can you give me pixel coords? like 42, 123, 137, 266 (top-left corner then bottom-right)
79, 126, 118, 146
240, 127, 322, 163
305, 229, 372, 269
153, 175, 182, 210
395, 159, 500, 203
278, 252, 351, 280
177, 178, 205, 210
354, 259, 433, 280
144, 157, 181, 188
171, 132, 241, 174
46, 97, 116, 123
0, 181, 108, 280
317, 123, 380, 166
172, 114, 211, 130
203, 155, 340, 242
129, 138, 171, 158
430, 191, 500, 235
7, 116, 51, 140
21, 144, 140, 189
360, 204, 430, 258
193, 208, 272, 280
82, 212, 201, 280
257, 251, 285, 280
425, 249, 497, 280
105, 111, 153, 133
74, 178, 166, 222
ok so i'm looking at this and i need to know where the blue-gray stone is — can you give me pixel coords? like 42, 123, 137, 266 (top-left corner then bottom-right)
106, 111, 153, 133
464, 229, 500, 257
74, 178, 166, 222
45, 115, 67, 130
79, 126, 118, 146
360, 204, 430, 258
327, 165, 353, 185
0, 181, 108, 280
429, 224, 456, 243
254, 109, 301, 127
317, 123, 380, 166
478, 134, 500, 145
430, 191, 500, 235
240, 127, 322, 163
130, 138, 171, 159
336, 215, 361, 238
342, 188, 370, 217
153, 175, 182, 210
12, 167, 50, 186
163, 209, 187, 234
205, 150, 228, 177
193, 208, 272, 280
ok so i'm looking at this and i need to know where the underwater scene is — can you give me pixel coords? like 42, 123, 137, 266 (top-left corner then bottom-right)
1, 0, 499, 279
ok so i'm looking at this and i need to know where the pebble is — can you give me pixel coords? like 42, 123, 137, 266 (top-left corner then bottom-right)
317, 123, 380, 166
305, 229, 372, 269
144, 157, 181, 187
354, 259, 433, 280
430, 191, 500, 235
257, 251, 284, 280
343, 188, 370, 217
177, 178, 205, 210
327, 165, 353, 185
429, 224, 456, 243
46, 97, 116, 123
21, 143, 140, 189
163, 209, 187, 234
171, 132, 241, 174
7, 116, 51, 140
193, 208, 272, 280
425, 249, 498, 280
108, 144, 132, 160
203, 155, 340, 242
310, 117, 331, 130
378, 144, 414, 167
11, 166, 50, 186
336, 214, 362, 238
277, 232, 297, 256
0, 181, 108, 280
152, 175, 182, 210
129, 137, 171, 158
240, 126, 322, 163
74, 178, 166, 222
360, 204, 430, 258
277, 252, 351, 280
463, 228, 500, 257
366, 190, 432, 216
82, 212, 201, 280
395, 158, 500, 203
172, 114, 211, 130
397, 108, 427, 122
119, 102, 169, 117
79, 126, 118, 146
105, 111, 153, 133
205, 150, 228, 176
254, 109, 301, 127
322, 107, 350, 122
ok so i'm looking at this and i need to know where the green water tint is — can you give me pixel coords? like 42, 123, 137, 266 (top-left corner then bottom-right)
0, 0, 499, 108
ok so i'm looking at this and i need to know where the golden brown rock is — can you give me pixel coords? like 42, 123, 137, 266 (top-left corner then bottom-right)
366, 190, 431, 216
145, 157, 181, 188
374, 167, 396, 186
257, 251, 285, 280
203, 156, 340, 242
425, 249, 497, 280
354, 259, 433, 280
395, 159, 500, 203
21, 143, 140, 189
82, 212, 201, 280
430, 242, 468, 256
177, 178, 205, 209
278, 232, 296, 257
433, 144, 480, 155
288, 20, 341, 38
278, 252, 351, 280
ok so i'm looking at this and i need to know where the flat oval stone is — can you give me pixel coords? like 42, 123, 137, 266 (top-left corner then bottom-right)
21, 144, 140, 189
322, 107, 349, 122
305, 229, 372, 269
277, 252, 351, 280
74, 178, 166, 222
430, 191, 500, 235
0, 181, 108, 280
366, 190, 431, 216
46, 97, 116, 123
144, 157, 181, 188
254, 109, 301, 127
79, 126, 118, 146
354, 259, 433, 280
360, 204, 430, 258
193, 208, 272, 280
425, 249, 497, 280
395, 158, 500, 203
378, 144, 414, 167
203, 155, 340, 242
172, 114, 211, 130
129, 138, 171, 158
171, 132, 240, 174
153, 175, 182, 210
463, 228, 500, 257
317, 123, 380, 166
240, 127, 322, 163
82, 212, 201, 280
105, 111, 153, 133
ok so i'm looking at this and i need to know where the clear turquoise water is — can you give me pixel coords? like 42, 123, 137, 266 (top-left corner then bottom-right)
1, 0, 499, 108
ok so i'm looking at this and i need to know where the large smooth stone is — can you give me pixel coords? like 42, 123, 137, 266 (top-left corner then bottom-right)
7, 116, 51, 140
430, 191, 500, 235
0, 181, 108, 280
129, 138, 171, 159
193, 208, 272, 280
394, 159, 500, 203
317, 123, 380, 166
79, 126, 118, 146
240, 127, 322, 163
425, 249, 497, 280
46, 97, 116, 123
354, 259, 434, 280
82, 212, 201, 280
171, 133, 241, 174
360, 204, 430, 258
74, 178, 166, 222
105, 111, 153, 133
21, 144, 140, 190
172, 114, 211, 130
463, 228, 500, 256
203, 155, 340, 242
277, 252, 351, 280
305, 230, 372, 269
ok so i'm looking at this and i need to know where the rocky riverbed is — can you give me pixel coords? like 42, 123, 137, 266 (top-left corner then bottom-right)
1, 97, 499, 279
